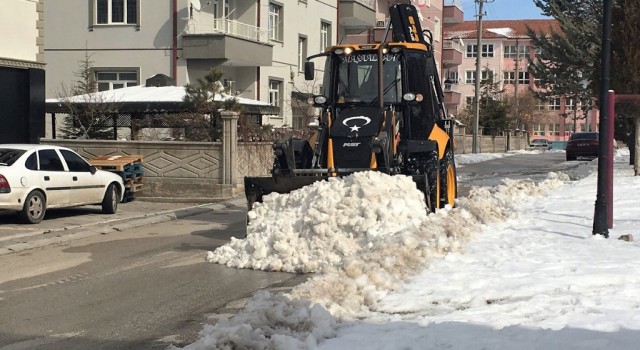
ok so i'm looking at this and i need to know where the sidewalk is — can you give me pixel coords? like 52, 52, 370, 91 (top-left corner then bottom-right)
0, 195, 247, 256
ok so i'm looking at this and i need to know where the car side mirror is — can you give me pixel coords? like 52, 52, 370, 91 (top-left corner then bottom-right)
89, 165, 97, 175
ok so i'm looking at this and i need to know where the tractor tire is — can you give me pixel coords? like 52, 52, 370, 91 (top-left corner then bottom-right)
439, 148, 457, 208
425, 152, 440, 213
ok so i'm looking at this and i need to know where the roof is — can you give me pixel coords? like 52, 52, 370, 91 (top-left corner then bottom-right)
45, 85, 280, 115
444, 19, 559, 40
0, 144, 66, 150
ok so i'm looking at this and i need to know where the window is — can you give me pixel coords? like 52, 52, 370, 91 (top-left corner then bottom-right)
269, 3, 283, 41
60, 150, 92, 172
481, 70, 494, 83
549, 97, 561, 111
465, 70, 475, 84
536, 99, 546, 111
482, 44, 494, 57
269, 79, 282, 115
465, 70, 492, 84
96, 0, 137, 25
565, 98, 574, 111
550, 123, 561, 136
466, 44, 477, 58
466, 96, 475, 107
504, 45, 529, 59
38, 150, 65, 172
503, 71, 515, 84
517, 71, 530, 84
298, 36, 307, 72
25, 153, 37, 170
96, 71, 138, 91
433, 17, 441, 42
320, 22, 331, 50
533, 123, 545, 136
466, 44, 494, 57
446, 71, 459, 83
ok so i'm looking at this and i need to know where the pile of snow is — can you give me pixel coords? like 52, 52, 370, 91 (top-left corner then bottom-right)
208, 171, 429, 273
190, 169, 570, 349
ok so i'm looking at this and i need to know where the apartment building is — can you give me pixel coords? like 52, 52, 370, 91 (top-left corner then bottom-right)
44, 0, 338, 131
43, 0, 447, 133
442, 7, 597, 142
0, 0, 45, 143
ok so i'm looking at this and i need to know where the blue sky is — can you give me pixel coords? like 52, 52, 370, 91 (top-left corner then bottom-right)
458, 0, 552, 21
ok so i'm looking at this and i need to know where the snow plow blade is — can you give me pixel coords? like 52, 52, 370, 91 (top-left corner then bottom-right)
244, 176, 328, 211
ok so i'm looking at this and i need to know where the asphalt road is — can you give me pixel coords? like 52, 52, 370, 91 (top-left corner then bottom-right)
0, 201, 308, 350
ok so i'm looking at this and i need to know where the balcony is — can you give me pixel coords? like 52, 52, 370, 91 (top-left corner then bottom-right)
444, 90, 461, 106
442, 40, 463, 66
443, 4, 464, 25
339, 0, 376, 30
182, 19, 273, 66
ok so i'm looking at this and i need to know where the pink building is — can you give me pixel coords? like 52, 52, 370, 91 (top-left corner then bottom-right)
441, 4, 598, 142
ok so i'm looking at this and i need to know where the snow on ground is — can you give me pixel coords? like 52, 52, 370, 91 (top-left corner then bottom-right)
182, 149, 640, 350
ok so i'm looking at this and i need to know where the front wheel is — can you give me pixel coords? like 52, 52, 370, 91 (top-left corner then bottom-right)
19, 190, 46, 224
102, 183, 119, 214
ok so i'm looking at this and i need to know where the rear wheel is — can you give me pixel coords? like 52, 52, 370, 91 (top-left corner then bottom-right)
102, 183, 119, 214
439, 148, 457, 208
20, 190, 46, 224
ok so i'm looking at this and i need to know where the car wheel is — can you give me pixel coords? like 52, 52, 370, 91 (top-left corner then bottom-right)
19, 191, 46, 224
101, 183, 119, 214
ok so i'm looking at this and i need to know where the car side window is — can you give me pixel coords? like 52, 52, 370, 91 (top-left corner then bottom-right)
60, 149, 91, 172
38, 149, 65, 171
25, 153, 37, 170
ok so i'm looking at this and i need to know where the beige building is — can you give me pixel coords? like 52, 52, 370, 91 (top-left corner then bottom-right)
0, 0, 45, 143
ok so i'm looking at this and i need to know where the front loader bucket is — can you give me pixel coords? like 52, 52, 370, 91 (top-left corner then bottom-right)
244, 176, 328, 212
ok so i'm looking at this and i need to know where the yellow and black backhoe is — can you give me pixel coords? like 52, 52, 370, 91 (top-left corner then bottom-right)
245, 3, 457, 213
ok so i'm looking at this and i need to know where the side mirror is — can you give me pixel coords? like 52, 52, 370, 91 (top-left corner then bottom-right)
304, 62, 315, 81
89, 165, 97, 175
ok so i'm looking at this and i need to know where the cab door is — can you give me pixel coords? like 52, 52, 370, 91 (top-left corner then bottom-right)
36, 149, 70, 207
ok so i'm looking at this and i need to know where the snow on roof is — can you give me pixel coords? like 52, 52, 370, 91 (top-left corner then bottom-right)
486, 27, 515, 37
46, 85, 271, 106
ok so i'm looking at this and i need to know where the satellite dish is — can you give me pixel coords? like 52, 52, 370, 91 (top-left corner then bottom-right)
192, 0, 201, 11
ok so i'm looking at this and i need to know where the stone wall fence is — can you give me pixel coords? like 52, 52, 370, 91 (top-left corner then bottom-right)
43, 111, 528, 202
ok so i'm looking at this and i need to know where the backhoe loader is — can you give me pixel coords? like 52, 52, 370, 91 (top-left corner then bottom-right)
245, 3, 457, 213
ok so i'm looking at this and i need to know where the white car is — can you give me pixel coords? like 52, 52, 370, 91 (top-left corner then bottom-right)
0, 144, 124, 224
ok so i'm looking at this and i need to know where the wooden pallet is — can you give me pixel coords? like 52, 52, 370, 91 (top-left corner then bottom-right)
89, 155, 144, 172
89, 155, 145, 199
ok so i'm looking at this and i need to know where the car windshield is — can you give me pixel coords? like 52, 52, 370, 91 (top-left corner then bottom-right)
532, 139, 547, 144
570, 133, 598, 141
0, 148, 26, 166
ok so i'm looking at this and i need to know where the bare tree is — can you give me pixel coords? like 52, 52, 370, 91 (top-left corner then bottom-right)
57, 47, 116, 139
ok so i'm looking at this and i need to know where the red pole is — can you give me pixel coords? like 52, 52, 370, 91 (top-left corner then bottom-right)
172, 0, 178, 85
607, 90, 615, 228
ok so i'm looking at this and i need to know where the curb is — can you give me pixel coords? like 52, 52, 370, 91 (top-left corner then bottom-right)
0, 203, 230, 256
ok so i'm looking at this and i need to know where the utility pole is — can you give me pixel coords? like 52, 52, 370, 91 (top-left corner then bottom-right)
472, 0, 492, 153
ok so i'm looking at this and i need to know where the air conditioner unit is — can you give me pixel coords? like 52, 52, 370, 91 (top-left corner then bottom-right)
376, 19, 387, 28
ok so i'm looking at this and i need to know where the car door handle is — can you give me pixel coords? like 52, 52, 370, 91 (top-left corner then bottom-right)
73, 176, 78, 181
44, 176, 50, 181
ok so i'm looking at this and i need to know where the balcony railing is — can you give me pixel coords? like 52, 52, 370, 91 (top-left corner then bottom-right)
185, 19, 270, 43
443, 40, 463, 52
353, 0, 375, 9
